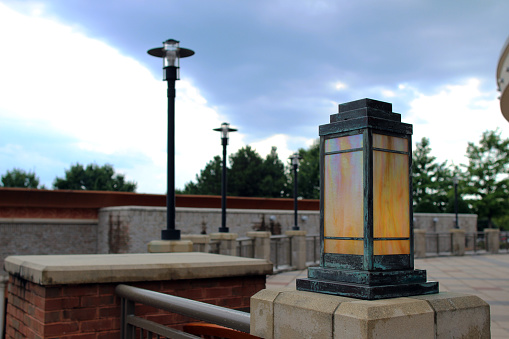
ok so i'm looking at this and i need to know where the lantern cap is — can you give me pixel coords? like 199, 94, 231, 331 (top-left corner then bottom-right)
321, 98, 412, 137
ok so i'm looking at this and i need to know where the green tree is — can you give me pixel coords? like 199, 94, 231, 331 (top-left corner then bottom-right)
259, 147, 287, 198
1, 168, 41, 188
295, 140, 320, 199
53, 163, 136, 192
182, 156, 222, 195
412, 138, 453, 213
229, 146, 265, 197
463, 129, 509, 228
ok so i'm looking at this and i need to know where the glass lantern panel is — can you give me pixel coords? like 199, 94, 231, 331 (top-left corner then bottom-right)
374, 240, 410, 255
372, 134, 408, 152
324, 134, 363, 153
373, 151, 410, 238
324, 152, 364, 240
324, 239, 364, 255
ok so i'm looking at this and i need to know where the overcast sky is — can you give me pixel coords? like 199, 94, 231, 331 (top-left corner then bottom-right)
1, 0, 508, 193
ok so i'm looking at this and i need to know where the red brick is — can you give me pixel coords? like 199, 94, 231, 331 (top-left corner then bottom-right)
98, 305, 119, 318
177, 288, 204, 300
80, 294, 115, 307
43, 322, 80, 337
45, 297, 80, 311
98, 284, 116, 295
134, 303, 160, 316
97, 330, 121, 339
80, 318, 116, 332
31, 294, 46, 309
62, 285, 98, 297
58, 334, 96, 339
217, 296, 243, 308
203, 286, 233, 299
63, 307, 97, 321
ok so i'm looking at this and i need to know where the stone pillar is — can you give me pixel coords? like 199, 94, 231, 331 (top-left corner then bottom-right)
414, 229, 426, 258
147, 239, 193, 253
484, 228, 500, 254
181, 234, 211, 253
210, 233, 238, 256
285, 230, 307, 270
251, 289, 490, 339
450, 229, 466, 256
4, 253, 272, 339
247, 231, 271, 261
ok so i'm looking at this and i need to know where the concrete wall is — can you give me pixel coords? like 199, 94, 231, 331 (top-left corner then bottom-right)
413, 212, 477, 233
97, 206, 320, 254
0, 219, 97, 277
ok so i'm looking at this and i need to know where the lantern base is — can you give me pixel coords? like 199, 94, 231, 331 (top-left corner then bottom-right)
296, 277, 438, 300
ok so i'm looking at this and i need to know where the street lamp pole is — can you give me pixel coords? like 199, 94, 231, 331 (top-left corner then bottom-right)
290, 152, 302, 231
453, 176, 459, 229
213, 123, 237, 233
148, 39, 194, 240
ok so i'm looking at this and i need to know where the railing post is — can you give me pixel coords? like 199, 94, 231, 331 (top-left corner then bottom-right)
450, 229, 466, 256
484, 228, 500, 254
285, 230, 307, 270
210, 232, 238, 256
120, 297, 135, 339
247, 232, 271, 261
413, 229, 426, 258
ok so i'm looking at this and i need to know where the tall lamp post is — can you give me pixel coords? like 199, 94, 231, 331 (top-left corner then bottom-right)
148, 39, 194, 240
213, 122, 237, 233
290, 152, 302, 231
453, 176, 459, 229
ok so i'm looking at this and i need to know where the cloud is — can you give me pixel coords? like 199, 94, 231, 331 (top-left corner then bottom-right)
406, 78, 506, 166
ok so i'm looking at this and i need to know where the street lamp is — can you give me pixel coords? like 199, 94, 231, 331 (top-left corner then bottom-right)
148, 39, 194, 240
289, 152, 303, 231
213, 122, 237, 233
453, 176, 459, 229
297, 98, 438, 300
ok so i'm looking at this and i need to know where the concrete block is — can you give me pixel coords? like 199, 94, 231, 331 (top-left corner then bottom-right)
414, 229, 426, 258
285, 230, 307, 270
274, 290, 354, 339
485, 228, 500, 254
181, 234, 210, 253
210, 233, 238, 256
250, 288, 287, 339
450, 229, 465, 256
334, 297, 434, 339
247, 232, 271, 261
411, 292, 490, 339
147, 240, 193, 253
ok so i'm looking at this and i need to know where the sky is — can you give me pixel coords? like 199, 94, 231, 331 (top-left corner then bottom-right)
0, 0, 508, 194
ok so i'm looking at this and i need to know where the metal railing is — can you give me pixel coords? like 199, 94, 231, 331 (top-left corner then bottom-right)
306, 234, 320, 265
116, 284, 251, 339
236, 237, 255, 258
270, 235, 292, 270
500, 231, 509, 253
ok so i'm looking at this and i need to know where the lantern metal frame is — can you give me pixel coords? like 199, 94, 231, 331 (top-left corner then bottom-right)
297, 98, 439, 300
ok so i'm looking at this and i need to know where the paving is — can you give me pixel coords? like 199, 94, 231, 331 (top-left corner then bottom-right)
266, 254, 509, 339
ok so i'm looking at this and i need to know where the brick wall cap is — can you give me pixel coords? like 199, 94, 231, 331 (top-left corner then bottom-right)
4, 253, 273, 285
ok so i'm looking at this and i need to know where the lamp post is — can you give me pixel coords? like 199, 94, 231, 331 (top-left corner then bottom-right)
213, 122, 237, 233
290, 152, 302, 231
148, 39, 194, 240
297, 98, 438, 300
453, 176, 459, 229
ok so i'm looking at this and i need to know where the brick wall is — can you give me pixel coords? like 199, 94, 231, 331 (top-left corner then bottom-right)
6, 274, 265, 338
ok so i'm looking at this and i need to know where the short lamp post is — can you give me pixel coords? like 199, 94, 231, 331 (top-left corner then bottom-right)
213, 122, 237, 233
148, 39, 194, 240
289, 152, 303, 230
297, 98, 439, 300
453, 176, 459, 229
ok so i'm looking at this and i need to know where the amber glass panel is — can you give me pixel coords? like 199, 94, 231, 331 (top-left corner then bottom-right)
372, 134, 408, 152
324, 239, 364, 255
324, 134, 363, 153
373, 151, 410, 242
323, 152, 363, 255
374, 240, 410, 255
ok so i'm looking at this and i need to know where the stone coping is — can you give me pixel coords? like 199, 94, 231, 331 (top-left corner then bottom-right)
4, 252, 273, 286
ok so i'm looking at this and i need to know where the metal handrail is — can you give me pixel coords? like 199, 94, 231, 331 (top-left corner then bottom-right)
116, 284, 251, 338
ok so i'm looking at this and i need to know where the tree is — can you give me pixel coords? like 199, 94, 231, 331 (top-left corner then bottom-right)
259, 147, 287, 198
1, 168, 41, 188
295, 140, 320, 199
412, 138, 453, 213
463, 129, 509, 228
53, 163, 137, 192
228, 146, 265, 197
182, 156, 222, 195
